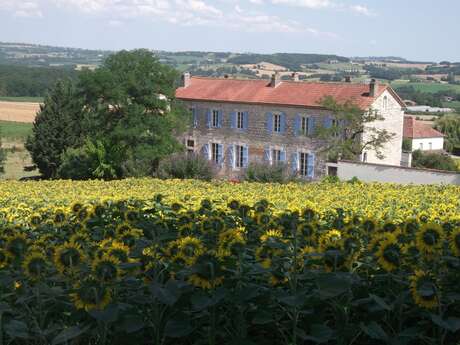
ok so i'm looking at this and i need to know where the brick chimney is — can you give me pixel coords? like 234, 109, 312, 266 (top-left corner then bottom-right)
292, 72, 299, 82
369, 78, 378, 97
270, 72, 281, 87
345, 76, 351, 83
182, 72, 191, 88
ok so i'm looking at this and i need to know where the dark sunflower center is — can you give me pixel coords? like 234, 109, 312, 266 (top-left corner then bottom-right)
324, 248, 346, 268
96, 262, 118, 281
78, 284, 107, 304
28, 258, 46, 275
60, 248, 81, 267
54, 213, 66, 223
383, 245, 400, 265
301, 225, 314, 237
8, 239, 27, 257
423, 230, 439, 246
417, 280, 436, 301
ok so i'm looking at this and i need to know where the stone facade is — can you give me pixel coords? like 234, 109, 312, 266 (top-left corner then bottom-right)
178, 87, 405, 180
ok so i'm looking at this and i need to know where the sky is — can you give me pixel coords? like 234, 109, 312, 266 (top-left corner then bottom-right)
0, 0, 459, 62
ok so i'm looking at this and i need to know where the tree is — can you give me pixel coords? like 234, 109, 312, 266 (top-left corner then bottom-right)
434, 115, 460, 153
317, 96, 395, 161
0, 128, 6, 174
412, 150, 458, 172
25, 79, 85, 178
76, 49, 188, 177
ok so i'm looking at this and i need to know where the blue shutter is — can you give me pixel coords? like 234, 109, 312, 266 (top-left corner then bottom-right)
280, 150, 286, 163
217, 144, 224, 165
307, 153, 315, 178
291, 152, 298, 173
218, 110, 223, 128
294, 115, 301, 136
266, 112, 273, 133
324, 116, 333, 129
243, 111, 249, 130
202, 143, 210, 159
230, 112, 236, 129
242, 145, 249, 168
192, 108, 198, 128
228, 145, 235, 168
264, 146, 271, 163
206, 110, 211, 128
280, 112, 286, 133
308, 117, 315, 136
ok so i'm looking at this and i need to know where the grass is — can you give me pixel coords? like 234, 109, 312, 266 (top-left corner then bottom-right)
0, 121, 33, 141
0, 96, 43, 103
391, 81, 460, 94
1, 147, 37, 180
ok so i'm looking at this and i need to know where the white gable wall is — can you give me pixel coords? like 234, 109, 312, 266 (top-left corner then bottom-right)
362, 89, 404, 166
411, 137, 444, 151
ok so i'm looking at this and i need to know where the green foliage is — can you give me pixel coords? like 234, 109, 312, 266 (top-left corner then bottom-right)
245, 162, 292, 183
25, 79, 85, 178
412, 150, 459, 172
0, 64, 78, 97
317, 96, 395, 161
157, 153, 216, 181
402, 138, 413, 151
58, 140, 119, 180
0, 121, 33, 141
0, 127, 6, 174
321, 175, 340, 183
434, 115, 460, 153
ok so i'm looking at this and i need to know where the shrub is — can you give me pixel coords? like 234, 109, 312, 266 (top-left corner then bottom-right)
412, 150, 459, 172
245, 162, 291, 183
157, 153, 216, 180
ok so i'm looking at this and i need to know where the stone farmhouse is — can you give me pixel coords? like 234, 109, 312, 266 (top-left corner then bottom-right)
175, 73, 406, 179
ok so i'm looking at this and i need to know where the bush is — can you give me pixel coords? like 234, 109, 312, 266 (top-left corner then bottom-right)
157, 153, 216, 181
412, 150, 459, 172
245, 162, 291, 183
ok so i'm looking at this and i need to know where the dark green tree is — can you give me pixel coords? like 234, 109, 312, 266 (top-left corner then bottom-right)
76, 49, 187, 177
25, 79, 85, 178
435, 115, 460, 153
317, 96, 396, 161
412, 150, 458, 172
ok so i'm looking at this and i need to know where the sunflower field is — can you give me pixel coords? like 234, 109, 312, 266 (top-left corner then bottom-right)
0, 179, 460, 345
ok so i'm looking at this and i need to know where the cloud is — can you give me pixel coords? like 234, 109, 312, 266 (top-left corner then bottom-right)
271, 0, 332, 9
267, 0, 376, 16
350, 4, 374, 16
0, 0, 43, 18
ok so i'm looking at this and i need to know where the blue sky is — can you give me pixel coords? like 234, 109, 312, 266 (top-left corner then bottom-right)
0, 0, 458, 62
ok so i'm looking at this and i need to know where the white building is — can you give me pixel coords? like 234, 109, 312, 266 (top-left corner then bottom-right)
403, 116, 444, 152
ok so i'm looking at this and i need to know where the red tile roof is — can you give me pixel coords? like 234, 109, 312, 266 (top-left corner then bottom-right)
403, 116, 444, 139
176, 77, 404, 109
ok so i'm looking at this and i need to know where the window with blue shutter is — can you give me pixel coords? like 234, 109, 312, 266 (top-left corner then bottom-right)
190, 108, 198, 128
291, 152, 298, 173
242, 145, 249, 168
266, 112, 273, 133
202, 143, 210, 159
217, 144, 224, 165
324, 116, 333, 129
294, 115, 301, 136
280, 113, 286, 133
243, 111, 249, 130
280, 150, 286, 163
307, 117, 316, 136
230, 112, 236, 129
206, 110, 212, 128
307, 153, 315, 178
264, 146, 271, 163
217, 110, 223, 128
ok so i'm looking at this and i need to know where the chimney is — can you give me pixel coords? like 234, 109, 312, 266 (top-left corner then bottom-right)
369, 78, 378, 97
270, 72, 281, 88
345, 76, 351, 83
292, 72, 299, 82
182, 72, 191, 88
224, 74, 229, 79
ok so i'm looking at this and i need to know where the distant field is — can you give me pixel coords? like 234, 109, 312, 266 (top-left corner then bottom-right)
0, 101, 39, 123
442, 101, 460, 112
0, 96, 44, 103
0, 121, 33, 141
391, 81, 460, 93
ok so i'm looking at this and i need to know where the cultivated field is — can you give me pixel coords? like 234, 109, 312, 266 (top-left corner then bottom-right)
0, 101, 40, 123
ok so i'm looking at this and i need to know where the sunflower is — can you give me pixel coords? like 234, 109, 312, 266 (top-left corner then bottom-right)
255, 244, 283, 269
54, 242, 85, 274
92, 255, 120, 282
362, 219, 377, 233
76, 207, 90, 223
301, 208, 316, 222
227, 199, 240, 210
5, 233, 28, 260
382, 221, 398, 233
409, 270, 439, 309
69, 232, 90, 247
92, 204, 106, 218
269, 273, 288, 286
367, 232, 386, 253
116, 222, 133, 236
297, 222, 316, 243
217, 228, 246, 259
188, 254, 224, 289
416, 223, 445, 256
119, 229, 143, 247
124, 209, 139, 223
375, 234, 401, 272
53, 208, 67, 226
71, 202, 84, 214
448, 228, 460, 256
22, 252, 47, 280
70, 277, 112, 311
178, 236, 206, 266
318, 229, 342, 251
260, 229, 283, 243
29, 213, 42, 228
256, 212, 271, 226
107, 241, 130, 263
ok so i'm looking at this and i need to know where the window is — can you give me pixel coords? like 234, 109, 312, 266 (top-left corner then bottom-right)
212, 110, 219, 128
190, 108, 197, 128
211, 143, 222, 164
301, 116, 309, 135
186, 139, 195, 154
299, 152, 309, 177
237, 111, 244, 129
362, 152, 367, 162
429, 142, 433, 150
272, 149, 281, 164
235, 145, 244, 168
383, 96, 388, 110
419, 143, 424, 150
331, 119, 339, 137
273, 114, 281, 133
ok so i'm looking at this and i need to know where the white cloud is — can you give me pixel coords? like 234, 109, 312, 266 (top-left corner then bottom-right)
350, 4, 374, 16
0, 0, 43, 17
271, 0, 333, 9
268, 0, 376, 16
